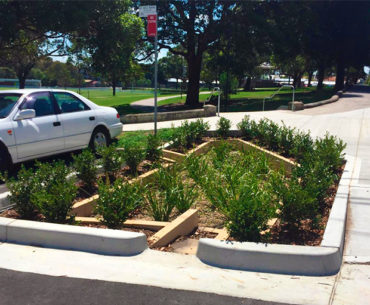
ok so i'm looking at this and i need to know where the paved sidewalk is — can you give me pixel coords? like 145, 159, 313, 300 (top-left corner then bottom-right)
0, 86, 369, 304
130, 91, 211, 112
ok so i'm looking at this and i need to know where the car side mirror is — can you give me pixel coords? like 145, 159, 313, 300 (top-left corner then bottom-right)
14, 109, 36, 121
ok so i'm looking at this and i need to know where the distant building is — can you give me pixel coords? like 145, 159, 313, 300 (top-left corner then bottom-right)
0, 78, 41, 88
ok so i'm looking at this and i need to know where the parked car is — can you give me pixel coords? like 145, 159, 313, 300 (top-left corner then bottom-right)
0, 89, 122, 170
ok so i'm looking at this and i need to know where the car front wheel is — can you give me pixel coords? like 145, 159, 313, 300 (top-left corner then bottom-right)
89, 128, 111, 151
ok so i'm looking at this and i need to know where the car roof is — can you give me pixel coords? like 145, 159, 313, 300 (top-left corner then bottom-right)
0, 89, 75, 95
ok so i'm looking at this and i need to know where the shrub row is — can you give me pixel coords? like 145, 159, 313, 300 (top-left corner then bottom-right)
168, 119, 209, 151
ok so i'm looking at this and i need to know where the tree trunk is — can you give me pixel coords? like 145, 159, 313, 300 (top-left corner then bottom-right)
308, 71, 313, 87
185, 54, 202, 106
244, 77, 252, 91
335, 60, 345, 91
18, 76, 26, 89
317, 64, 325, 90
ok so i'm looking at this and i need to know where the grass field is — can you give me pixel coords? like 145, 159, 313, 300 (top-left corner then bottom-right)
1, 85, 336, 114
158, 87, 335, 112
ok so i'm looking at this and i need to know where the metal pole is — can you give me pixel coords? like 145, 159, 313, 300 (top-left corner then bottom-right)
217, 89, 221, 116
154, 33, 158, 135
292, 85, 295, 112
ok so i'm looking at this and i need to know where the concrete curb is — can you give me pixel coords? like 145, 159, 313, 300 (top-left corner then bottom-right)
122, 105, 216, 124
304, 90, 343, 109
0, 217, 147, 256
196, 156, 353, 276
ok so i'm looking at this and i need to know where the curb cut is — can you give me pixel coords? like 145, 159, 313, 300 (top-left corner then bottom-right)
0, 217, 147, 256
196, 155, 354, 276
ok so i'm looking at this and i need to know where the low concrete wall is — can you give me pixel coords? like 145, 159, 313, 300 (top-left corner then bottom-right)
196, 155, 353, 276
304, 91, 343, 109
0, 217, 147, 256
121, 105, 216, 124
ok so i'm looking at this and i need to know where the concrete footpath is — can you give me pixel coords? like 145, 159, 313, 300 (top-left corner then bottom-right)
0, 86, 369, 305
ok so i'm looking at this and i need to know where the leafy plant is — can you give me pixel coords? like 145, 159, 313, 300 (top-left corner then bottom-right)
168, 126, 187, 151
237, 115, 253, 140
72, 149, 97, 192
146, 164, 198, 220
216, 117, 231, 138
277, 123, 296, 155
4, 166, 38, 219
192, 119, 210, 141
146, 134, 162, 162
314, 132, 346, 172
271, 171, 318, 227
96, 178, 142, 229
98, 145, 124, 178
32, 161, 77, 223
290, 130, 314, 162
225, 174, 276, 242
173, 178, 198, 214
123, 142, 146, 175
145, 190, 176, 222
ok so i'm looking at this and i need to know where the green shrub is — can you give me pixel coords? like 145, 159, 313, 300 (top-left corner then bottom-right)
4, 166, 38, 219
277, 123, 296, 155
293, 155, 336, 204
72, 149, 97, 192
96, 178, 142, 229
225, 174, 276, 242
314, 132, 346, 172
216, 117, 231, 138
192, 119, 210, 141
271, 172, 318, 227
98, 145, 124, 178
146, 134, 162, 162
237, 115, 253, 139
123, 143, 146, 175
32, 161, 77, 223
168, 126, 187, 151
290, 130, 314, 161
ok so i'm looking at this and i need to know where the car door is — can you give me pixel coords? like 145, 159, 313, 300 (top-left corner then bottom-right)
52, 92, 95, 150
12, 91, 65, 160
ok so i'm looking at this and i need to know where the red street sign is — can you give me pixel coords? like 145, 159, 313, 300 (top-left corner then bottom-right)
147, 14, 157, 37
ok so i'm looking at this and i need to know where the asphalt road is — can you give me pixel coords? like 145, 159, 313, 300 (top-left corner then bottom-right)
0, 268, 284, 305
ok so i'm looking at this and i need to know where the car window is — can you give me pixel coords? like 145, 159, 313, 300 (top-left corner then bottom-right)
21, 92, 55, 117
0, 93, 21, 118
53, 92, 90, 113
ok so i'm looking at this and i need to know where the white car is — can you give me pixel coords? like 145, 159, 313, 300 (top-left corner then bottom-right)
0, 89, 122, 170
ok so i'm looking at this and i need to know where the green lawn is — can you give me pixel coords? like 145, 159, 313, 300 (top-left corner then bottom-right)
158, 87, 315, 106
117, 128, 176, 148
158, 87, 335, 112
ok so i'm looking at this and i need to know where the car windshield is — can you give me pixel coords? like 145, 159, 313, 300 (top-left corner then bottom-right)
0, 93, 21, 118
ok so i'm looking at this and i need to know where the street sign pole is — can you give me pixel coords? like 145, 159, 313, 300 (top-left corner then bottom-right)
154, 32, 158, 135
141, 8, 158, 135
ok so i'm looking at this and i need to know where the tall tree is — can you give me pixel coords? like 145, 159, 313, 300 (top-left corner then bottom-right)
75, 1, 143, 95
0, 30, 66, 88
137, 0, 236, 106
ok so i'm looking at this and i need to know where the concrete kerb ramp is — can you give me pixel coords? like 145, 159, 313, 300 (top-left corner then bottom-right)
0, 218, 147, 256
196, 155, 354, 276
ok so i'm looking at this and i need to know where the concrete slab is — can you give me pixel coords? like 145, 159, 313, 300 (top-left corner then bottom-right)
344, 186, 370, 259
332, 263, 370, 305
0, 242, 336, 305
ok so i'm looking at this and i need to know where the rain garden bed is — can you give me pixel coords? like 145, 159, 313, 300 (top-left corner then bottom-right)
0, 117, 346, 254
